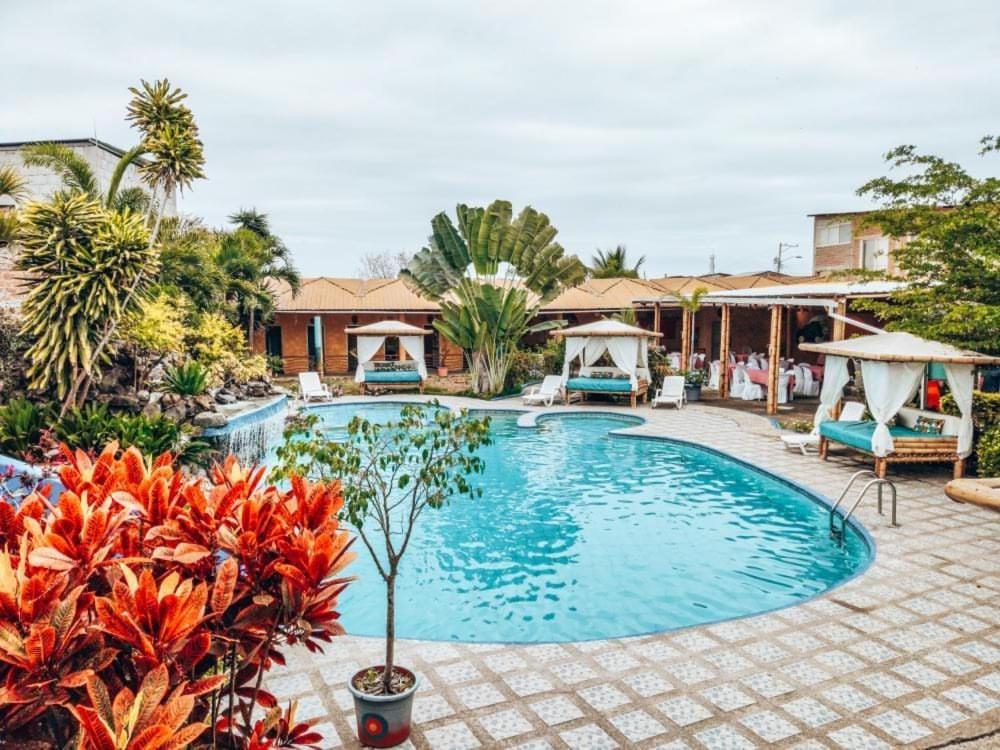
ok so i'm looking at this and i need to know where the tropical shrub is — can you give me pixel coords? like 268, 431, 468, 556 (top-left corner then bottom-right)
0, 443, 354, 749
185, 312, 267, 387
165, 360, 209, 396
17, 195, 156, 405
976, 426, 1000, 477
273, 402, 490, 695
53, 403, 210, 465
123, 292, 190, 386
0, 398, 52, 461
402, 200, 586, 394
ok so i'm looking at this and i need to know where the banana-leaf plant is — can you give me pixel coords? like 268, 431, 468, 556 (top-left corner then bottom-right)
401, 201, 586, 393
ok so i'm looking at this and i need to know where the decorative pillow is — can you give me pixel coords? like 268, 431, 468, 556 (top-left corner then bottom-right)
915, 416, 945, 435
613, 373, 630, 380
591, 371, 611, 379
373, 361, 393, 371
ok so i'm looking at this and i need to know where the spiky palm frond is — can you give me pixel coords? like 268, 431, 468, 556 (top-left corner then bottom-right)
126, 78, 194, 134
105, 144, 146, 207
590, 244, 644, 279
139, 122, 205, 196
229, 207, 273, 237
21, 142, 98, 197
0, 165, 29, 202
109, 186, 150, 214
17, 195, 154, 398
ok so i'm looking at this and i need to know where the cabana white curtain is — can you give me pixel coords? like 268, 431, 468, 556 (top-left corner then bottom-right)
399, 336, 429, 379
814, 356, 850, 426
605, 337, 640, 386
943, 364, 974, 457
354, 336, 385, 382
859, 361, 924, 457
561, 336, 646, 386
561, 337, 588, 384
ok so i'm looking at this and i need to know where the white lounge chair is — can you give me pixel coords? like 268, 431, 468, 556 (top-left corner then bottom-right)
298, 371, 332, 402
652, 376, 686, 409
781, 401, 865, 454
522, 375, 563, 407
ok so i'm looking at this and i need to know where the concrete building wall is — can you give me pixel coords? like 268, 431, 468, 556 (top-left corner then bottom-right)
812, 213, 905, 275
0, 140, 177, 215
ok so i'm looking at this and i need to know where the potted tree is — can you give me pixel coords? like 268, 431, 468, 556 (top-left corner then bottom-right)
274, 402, 492, 747
682, 368, 706, 401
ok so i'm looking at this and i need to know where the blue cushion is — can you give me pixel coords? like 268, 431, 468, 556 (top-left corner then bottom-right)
820, 420, 929, 452
566, 376, 633, 393
364, 370, 422, 384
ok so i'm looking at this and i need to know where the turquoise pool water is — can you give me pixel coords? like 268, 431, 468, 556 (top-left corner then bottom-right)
287, 403, 871, 643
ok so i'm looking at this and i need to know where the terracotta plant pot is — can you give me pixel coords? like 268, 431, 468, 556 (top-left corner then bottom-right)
347, 667, 420, 748
437, 366, 448, 377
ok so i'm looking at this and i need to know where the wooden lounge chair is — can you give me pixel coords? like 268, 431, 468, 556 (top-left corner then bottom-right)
298, 371, 332, 402
945, 478, 1000, 510
522, 376, 563, 407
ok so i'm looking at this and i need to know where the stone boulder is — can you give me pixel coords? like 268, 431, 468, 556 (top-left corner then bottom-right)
192, 411, 228, 429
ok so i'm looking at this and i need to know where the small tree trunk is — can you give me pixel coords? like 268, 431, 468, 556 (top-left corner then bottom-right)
383, 573, 396, 695
247, 308, 255, 346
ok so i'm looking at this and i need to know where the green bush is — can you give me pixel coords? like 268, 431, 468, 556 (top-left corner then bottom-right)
940, 391, 1000, 430
507, 350, 545, 389
54, 403, 117, 451
941, 390, 1000, 475
54, 403, 209, 465
164, 360, 209, 396
976, 426, 1000, 477
0, 399, 52, 460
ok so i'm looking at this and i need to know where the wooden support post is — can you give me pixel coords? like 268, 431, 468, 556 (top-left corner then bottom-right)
653, 302, 661, 337
680, 308, 692, 372
719, 304, 731, 397
766, 305, 782, 415
832, 298, 847, 341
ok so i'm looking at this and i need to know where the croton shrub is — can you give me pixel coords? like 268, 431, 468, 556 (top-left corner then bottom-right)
0, 443, 355, 749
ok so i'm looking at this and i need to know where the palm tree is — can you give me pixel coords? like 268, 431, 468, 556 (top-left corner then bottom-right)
671, 286, 709, 368
219, 209, 300, 340
21, 141, 149, 212
590, 244, 645, 279
402, 200, 586, 393
64, 78, 206, 411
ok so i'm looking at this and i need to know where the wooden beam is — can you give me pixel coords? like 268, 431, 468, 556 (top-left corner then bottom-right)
766, 305, 782, 415
680, 308, 692, 372
832, 298, 847, 341
719, 304, 731, 397
653, 302, 661, 337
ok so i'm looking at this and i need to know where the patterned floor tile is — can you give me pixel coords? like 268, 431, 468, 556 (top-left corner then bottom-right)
558, 723, 619, 749
477, 708, 534, 741
422, 720, 481, 750
609, 709, 668, 742
528, 695, 584, 726
656, 696, 714, 727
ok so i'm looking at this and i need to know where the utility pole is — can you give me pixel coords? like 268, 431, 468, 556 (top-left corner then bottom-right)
774, 242, 800, 274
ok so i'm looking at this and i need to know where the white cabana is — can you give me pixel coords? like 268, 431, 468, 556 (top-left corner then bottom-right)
345, 320, 431, 383
801, 332, 1000, 471
551, 320, 662, 407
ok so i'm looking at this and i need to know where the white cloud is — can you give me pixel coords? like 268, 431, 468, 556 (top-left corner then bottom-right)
3, 0, 998, 279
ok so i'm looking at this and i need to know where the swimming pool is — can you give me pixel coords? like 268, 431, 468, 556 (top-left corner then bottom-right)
280, 402, 871, 643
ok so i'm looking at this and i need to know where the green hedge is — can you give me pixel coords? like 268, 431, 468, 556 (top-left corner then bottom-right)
941, 391, 1000, 475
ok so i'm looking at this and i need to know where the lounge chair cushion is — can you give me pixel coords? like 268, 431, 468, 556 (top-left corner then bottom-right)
364, 370, 422, 384
566, 376, 633, 393
820, 420, 929, 452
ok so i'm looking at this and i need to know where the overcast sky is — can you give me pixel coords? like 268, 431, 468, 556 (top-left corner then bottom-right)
4, 1, 998, 278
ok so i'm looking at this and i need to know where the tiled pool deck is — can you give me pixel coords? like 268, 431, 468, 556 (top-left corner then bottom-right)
267, 396, 1000, 749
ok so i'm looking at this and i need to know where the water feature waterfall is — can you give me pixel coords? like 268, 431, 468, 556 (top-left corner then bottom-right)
205, 396, 288, 465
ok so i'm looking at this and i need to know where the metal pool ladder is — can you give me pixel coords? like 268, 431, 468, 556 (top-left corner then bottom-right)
829, 470, 898, 539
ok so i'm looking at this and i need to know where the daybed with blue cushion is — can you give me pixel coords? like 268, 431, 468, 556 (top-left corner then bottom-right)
819, 406, 963, 479
359, 361, 425, 395
564, 367, 649, 408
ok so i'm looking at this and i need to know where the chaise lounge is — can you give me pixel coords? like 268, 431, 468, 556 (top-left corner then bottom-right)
358, 361, 424, 395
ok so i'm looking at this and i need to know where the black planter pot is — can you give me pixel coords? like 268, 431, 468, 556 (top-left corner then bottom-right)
684, 384, 702, 402
347, 667, 420, 748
